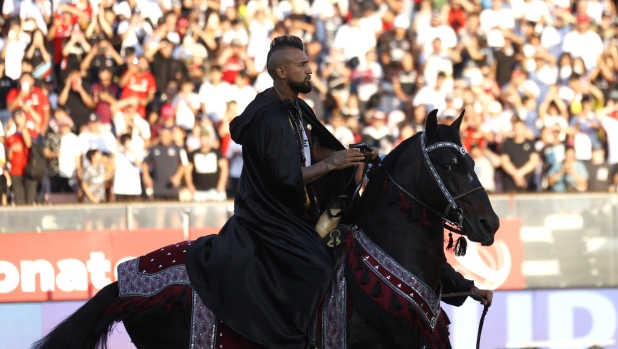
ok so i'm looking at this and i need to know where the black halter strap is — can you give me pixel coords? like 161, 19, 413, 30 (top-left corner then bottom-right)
377, 132, 484, 234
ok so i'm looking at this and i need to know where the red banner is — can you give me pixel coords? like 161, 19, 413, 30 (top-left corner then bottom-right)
0, 228, 219, 303
0, 218, 526, 303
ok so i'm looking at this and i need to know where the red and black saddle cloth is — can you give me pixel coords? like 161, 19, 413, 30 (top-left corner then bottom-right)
344, 228, 451, 349
111, 238, 262, 349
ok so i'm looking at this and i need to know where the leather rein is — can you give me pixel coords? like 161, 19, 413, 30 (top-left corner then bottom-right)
441, 292, 489, 349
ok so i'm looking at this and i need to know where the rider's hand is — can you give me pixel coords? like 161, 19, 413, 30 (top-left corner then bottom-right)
471, 287, 493, 306
326, 149, 365, 170
364, 147, 379, 160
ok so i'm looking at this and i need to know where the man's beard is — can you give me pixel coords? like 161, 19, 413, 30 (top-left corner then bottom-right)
288, 77, 312, 94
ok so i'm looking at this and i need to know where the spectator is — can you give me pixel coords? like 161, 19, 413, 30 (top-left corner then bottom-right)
569, 95, 602, 161
185, 128, 228, 202
219, 38, 255, 85
325, 109, 355, 148
112, 97, 151, 162
81, 40, 124, 84
586, 147, 613, 192
59, 28, 92, 83
113, 133, 143, 202
24, 30, 52, 83
119, 55, 156, 118
500, 119, 540, 192
1, 19, 28, 81
199, 65, 232, 124
228, 70, 256, 115
146, 38, 185, 95
78, 112, 117, 166
6, 109, 36, 204
562, 13, 604, 73
58, 69, 95, 132
44, 109, 81, 193
599, 99, 618, 168
90, 67, 121, 133
226, 135, 243, 198
470, 142, 501, 193
0, 58, 16, 128
172, 79, 200, 131
142, 126, 187, 201
82, 149, 111, 203
547, 147, 589, 192
362, 110, 395, 154
6, 72, 50, 136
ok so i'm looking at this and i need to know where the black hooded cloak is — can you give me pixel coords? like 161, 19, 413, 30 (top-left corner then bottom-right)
186, 88, 355, 349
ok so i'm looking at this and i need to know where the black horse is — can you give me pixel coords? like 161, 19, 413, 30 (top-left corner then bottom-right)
32, 110, 499, 349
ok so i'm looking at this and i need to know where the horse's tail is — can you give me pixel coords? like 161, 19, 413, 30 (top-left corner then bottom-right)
31, 282, 122, 349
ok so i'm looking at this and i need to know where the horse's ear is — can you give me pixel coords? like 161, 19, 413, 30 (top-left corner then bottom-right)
425, 109, 439, 139
450, 109, 465, 130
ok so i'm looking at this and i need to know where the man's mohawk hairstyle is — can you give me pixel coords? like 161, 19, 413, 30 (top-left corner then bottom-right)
267, 35, 304, 61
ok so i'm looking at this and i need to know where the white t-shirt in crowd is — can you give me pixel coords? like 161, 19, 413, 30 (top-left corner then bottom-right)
520, 0, 551, 23
562, 30, 604, 71
359, 13, 383, 35
0, 143, 5, 164
228, 85, 257, 115
4, 35, 30, 80
333, 24, 376, 62
325, 125, 355, 149
58, 132, 81, 178
474, 155, 496, 192
199, 81, 232, 123
113, 150, 143, 195
78, 130, 118, 162
602, 116, 618, 165
226, 140, 243, 179
479, 8, 515, 33
418, 25, 457, 55
413, 86, 446, 112
2, 0, 21, 17
172, 93, 200, 130
253, 71, 274, 93
19, 0, 51, 35
113, 112, 151, 162
222, 27, 249, 46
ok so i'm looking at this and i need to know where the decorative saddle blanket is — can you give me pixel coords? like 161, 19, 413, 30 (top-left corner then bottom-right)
344, 228, 451, 349
113, 231, 450, 349
114, 238, 348, 349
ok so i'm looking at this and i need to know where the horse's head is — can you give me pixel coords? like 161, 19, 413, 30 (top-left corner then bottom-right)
395, 109, 499, 246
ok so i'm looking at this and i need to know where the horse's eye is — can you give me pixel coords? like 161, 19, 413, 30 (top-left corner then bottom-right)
442, 165, 452, 171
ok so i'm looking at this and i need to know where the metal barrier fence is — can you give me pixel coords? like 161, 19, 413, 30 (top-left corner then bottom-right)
0, 194, 617, 290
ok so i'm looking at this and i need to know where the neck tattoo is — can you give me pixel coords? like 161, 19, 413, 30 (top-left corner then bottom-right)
273, 86, 307, 166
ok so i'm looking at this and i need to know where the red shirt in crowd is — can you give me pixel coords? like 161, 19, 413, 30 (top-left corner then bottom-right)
222, 56, 245, 84
6, 87, 50, 135
53, 23, 72, 64
120, 71, 156, 118
5, 130, 36, 176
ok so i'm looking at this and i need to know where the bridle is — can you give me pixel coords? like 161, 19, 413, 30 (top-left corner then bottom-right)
380, 131, 484, 234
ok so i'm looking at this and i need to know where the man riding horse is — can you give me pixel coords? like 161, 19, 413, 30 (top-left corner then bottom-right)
185, 35, 492, 349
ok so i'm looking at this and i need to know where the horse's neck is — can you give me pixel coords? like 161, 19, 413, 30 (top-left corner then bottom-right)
359, 202, 445, 292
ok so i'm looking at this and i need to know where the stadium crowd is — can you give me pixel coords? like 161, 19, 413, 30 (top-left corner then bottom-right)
0, 0, 617, 206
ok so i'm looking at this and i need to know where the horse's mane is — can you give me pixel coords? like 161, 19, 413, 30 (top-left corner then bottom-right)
361, 133, 420, 207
